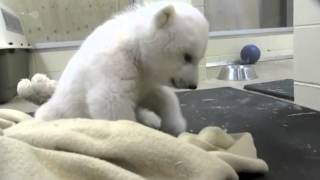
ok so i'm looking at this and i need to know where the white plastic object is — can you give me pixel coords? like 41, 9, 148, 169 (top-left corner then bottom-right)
0, 3, 30, 49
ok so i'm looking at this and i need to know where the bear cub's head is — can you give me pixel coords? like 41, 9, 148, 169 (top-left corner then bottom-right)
139, 2, 209, 90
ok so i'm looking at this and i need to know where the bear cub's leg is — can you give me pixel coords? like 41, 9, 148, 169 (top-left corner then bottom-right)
139, 86, 187, 136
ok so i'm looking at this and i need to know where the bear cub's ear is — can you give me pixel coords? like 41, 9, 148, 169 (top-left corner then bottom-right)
154, 5, 175, 28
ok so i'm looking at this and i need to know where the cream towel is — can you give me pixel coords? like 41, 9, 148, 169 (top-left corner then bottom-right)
0, 109, 268, 180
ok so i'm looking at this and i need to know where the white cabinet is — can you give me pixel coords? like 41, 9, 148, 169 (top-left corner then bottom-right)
294, 25, 320, 83
294, 0, 320, 110
295, 82, 320, 110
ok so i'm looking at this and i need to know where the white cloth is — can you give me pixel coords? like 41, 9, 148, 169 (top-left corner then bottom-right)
0, 109, 268, 180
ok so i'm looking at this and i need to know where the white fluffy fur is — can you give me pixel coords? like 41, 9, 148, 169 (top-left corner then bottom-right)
34, 1, 209, 135
17, 74, 56, 105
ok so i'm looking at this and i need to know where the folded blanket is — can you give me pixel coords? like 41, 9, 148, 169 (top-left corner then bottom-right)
0, 109, 268, 180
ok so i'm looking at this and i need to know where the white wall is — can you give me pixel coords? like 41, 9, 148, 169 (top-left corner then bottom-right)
0, 0, 131, 43
29, 0, 293, 82
30, 31, 293, 81
193, 0, 293, 80
30, 46, 77, 80
294, 0, 320, 110
205, 0, 260, 31
143, 0, 192, 3
205, 33, 293, 64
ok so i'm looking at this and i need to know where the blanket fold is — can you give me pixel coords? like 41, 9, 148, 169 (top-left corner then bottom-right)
0, 109, 268, 180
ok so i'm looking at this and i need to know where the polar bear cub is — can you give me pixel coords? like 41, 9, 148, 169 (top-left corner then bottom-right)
34, 1, 209, 135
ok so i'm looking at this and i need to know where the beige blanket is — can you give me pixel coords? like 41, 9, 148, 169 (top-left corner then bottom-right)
0, 109, 268, 180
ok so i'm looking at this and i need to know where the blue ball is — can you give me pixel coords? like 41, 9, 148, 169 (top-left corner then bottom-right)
240, 44, 261, 65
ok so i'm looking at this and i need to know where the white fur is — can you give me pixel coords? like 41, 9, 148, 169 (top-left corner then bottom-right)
17, 74, 56, 105
35, 1, 209, 135
136, 107, 162, 129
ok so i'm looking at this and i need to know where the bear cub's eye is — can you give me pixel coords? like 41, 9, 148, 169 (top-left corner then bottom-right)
184, 53, 193, 63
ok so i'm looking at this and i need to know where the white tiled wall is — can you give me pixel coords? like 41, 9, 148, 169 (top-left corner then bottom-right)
1, 0, 131, 43
294, 0, 320, 110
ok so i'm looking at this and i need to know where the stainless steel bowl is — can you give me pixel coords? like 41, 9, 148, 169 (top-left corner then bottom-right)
217, 65, 258, 81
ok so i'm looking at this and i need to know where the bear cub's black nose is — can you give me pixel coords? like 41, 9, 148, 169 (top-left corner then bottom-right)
188, 84, 197, 90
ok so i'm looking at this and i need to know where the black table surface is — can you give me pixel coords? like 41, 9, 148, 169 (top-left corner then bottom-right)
177, 87, 320, 180
244, 79, 294, 101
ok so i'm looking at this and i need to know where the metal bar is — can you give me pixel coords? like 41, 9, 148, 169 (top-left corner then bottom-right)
33, 41, 82, 50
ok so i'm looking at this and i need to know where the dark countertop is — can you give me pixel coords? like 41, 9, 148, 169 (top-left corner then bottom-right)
178, 87, 320, 180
